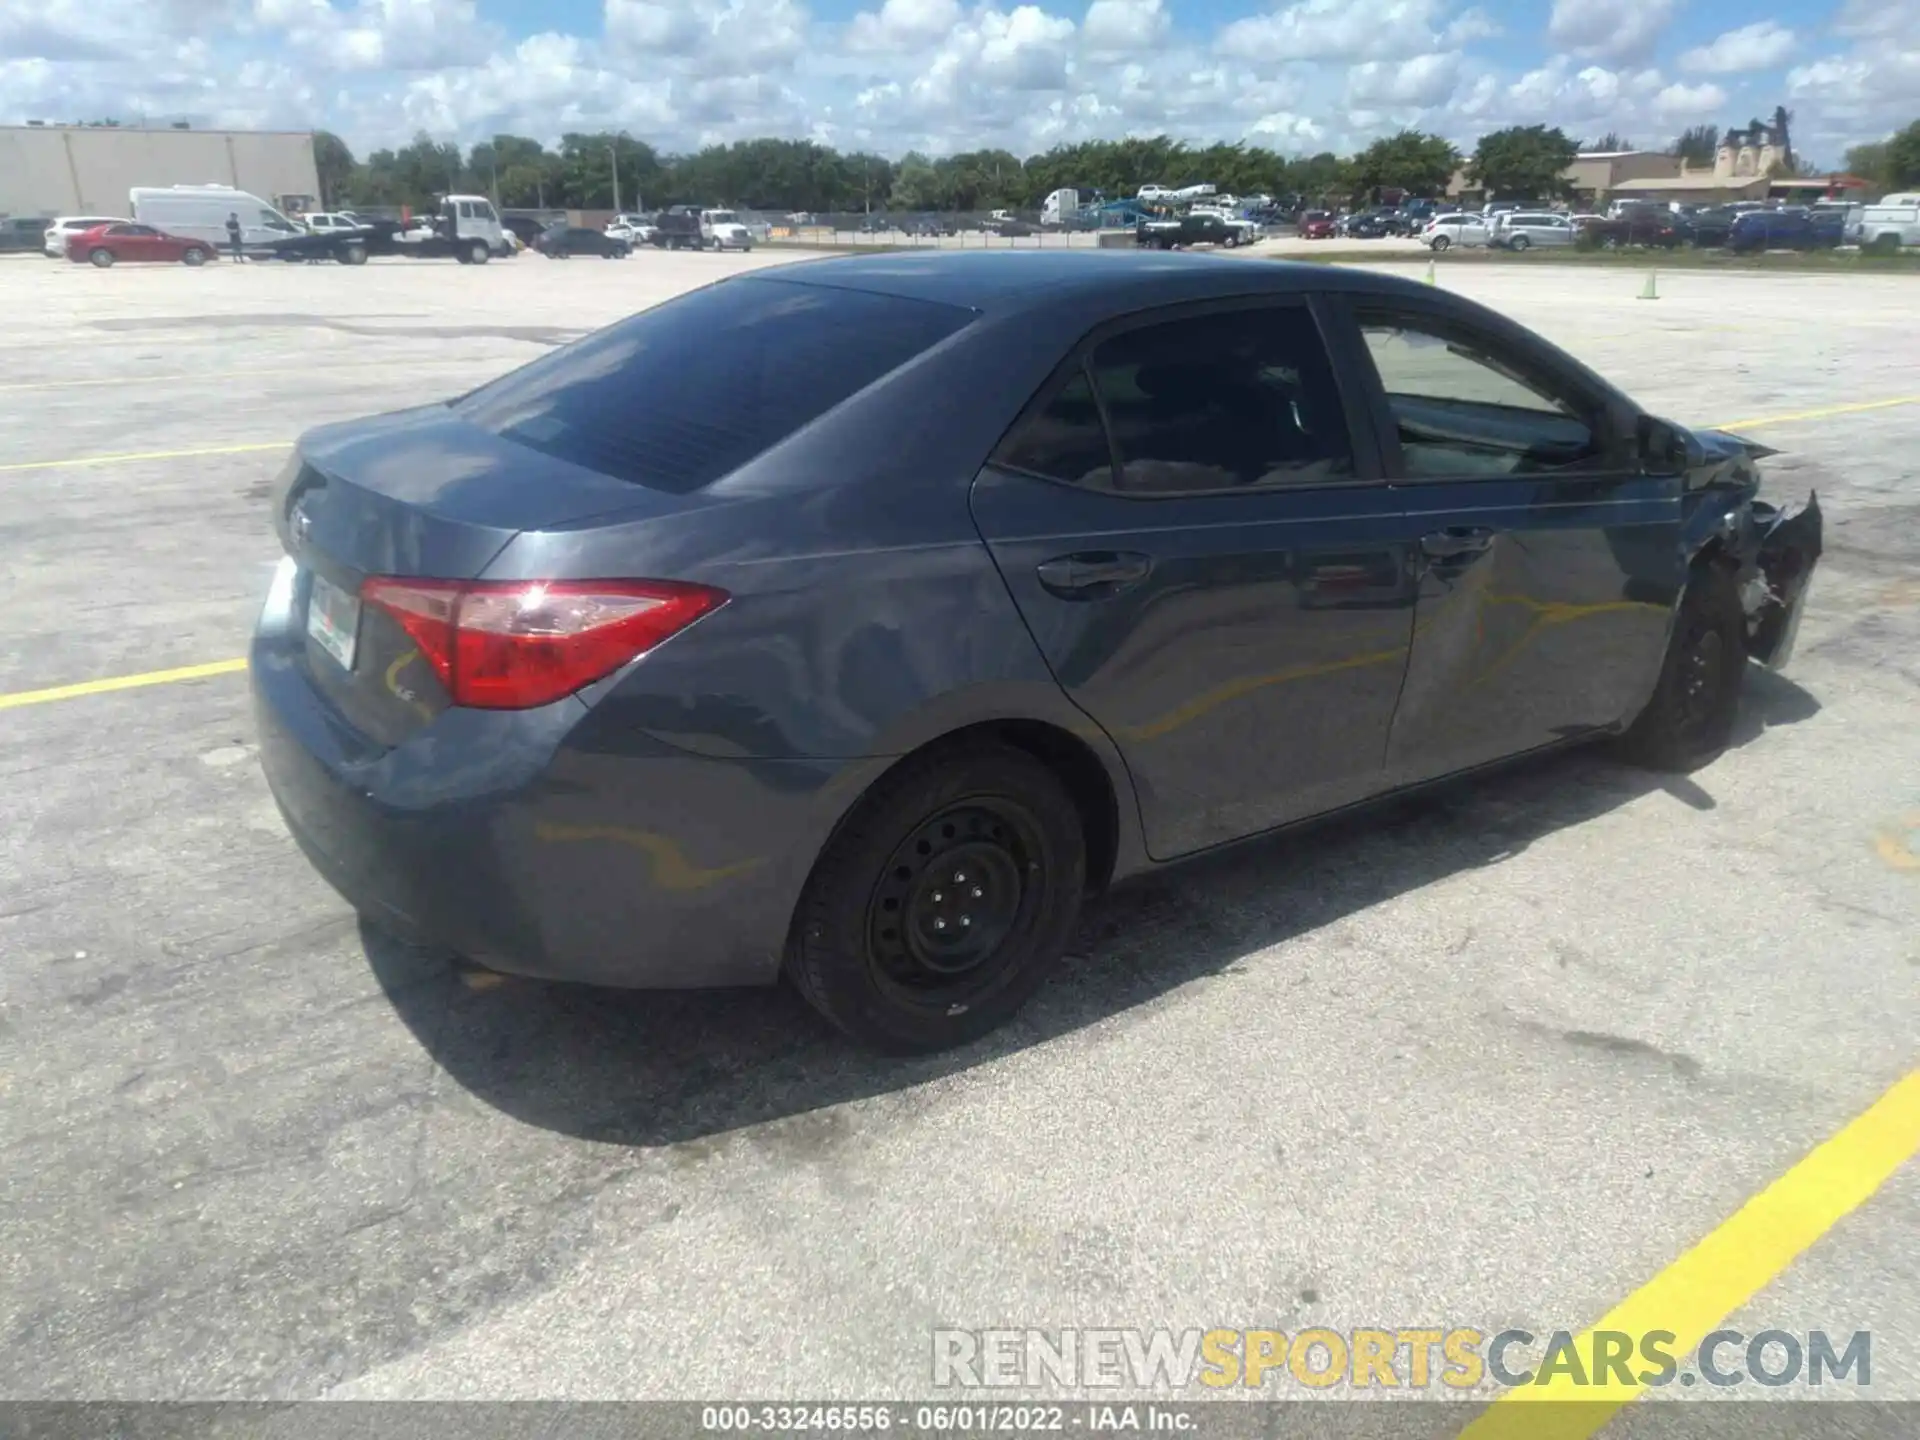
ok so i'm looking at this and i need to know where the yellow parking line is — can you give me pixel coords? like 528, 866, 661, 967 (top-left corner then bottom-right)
1712, 394, 1920, 430
0, 441, 290, 474
1456, 1068, 1920, 1439
0, 658, 248, 711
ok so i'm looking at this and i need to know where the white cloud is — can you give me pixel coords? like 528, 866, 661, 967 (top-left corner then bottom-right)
845, 0, 963, 53
0, 0, 1908, 169
1546, 0, 1677, 64
1216, 0, 1455, 64
1347, 53, 1465, 107
1080, 0, 1168, 56
1679, 22, 1796, 75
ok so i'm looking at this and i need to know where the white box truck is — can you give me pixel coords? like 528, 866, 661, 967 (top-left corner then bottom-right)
1041, 188, 1079, 226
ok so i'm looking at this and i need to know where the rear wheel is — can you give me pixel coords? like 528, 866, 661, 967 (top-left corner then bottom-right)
181, 247, 207, 266
1870, 232, 1901, 255
787, 743, 1086, 1053
1616, 564, 1746, 772
1509, 235, 1530, 252
89, 248, 115, 267
341, 243, 368, 265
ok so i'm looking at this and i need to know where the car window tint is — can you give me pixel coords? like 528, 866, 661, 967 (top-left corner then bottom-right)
1082, 307, 1354, 495
996, 369, 1113, 487
1358, 312, 1599, 479
456, 278, 974, 493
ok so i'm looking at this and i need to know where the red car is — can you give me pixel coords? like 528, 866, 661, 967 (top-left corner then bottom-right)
67, 222, 215, 268
1299, 212, 1336, 239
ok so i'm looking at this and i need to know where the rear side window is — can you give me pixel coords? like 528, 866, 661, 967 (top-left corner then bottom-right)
996, 305, 1355, 495
455, 278, 973, 492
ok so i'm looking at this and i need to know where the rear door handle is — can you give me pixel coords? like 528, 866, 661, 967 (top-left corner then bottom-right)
1419, 527, 1496, 560
1036, 551, 1153, 598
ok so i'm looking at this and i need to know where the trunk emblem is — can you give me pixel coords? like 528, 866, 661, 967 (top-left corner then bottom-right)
291, 499, 313, 545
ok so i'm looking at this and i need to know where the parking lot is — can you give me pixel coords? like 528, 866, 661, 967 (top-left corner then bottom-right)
2, 248, 1916, 1413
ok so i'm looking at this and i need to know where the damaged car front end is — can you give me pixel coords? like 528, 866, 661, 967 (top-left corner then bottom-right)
1666, 421, 1825, 671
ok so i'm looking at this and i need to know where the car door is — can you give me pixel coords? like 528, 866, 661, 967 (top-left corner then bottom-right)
1334, 294, 1685, 786
969, 297, 1423, 860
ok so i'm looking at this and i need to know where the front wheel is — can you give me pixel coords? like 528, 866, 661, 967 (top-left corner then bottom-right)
1429, 236, 1450, 252
468, 241, 489, 264
1615, 564, 1746, 772
181, 247, 207, 266
787, 743, 1086, 1053
341, 243, 368, 265
89, 248, 115, 267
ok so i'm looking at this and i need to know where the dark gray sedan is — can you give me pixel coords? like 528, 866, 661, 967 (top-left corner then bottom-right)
252, 252, 1821, 1052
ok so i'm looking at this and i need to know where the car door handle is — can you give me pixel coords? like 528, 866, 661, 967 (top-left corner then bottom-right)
1036, 551, 1153, 597
1419, 528, 1496, 560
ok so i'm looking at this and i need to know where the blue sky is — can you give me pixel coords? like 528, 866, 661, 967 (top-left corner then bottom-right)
2, 0, 1912, 163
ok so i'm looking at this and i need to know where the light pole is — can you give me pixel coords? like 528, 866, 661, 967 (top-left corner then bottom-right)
609, 143, 622, 214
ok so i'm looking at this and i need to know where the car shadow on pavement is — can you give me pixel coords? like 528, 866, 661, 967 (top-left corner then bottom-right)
363, 667, 1820, 1149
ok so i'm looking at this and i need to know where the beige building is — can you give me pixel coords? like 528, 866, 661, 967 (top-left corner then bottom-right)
0, 124, 321, 220
1447, 149, 1683, 208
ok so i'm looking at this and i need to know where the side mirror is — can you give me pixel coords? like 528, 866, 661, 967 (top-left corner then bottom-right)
1637, 414, 1689, 471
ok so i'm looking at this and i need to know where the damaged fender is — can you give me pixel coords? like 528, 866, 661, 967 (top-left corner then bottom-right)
1674, 425, 1824, 671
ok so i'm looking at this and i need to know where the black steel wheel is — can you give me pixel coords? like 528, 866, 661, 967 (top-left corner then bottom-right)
1616, 562, 1746, 771
788, 743, 1086, 1053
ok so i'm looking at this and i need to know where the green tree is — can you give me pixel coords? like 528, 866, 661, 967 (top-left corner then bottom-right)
1845, 139, 1890, 188
1467, 125, 1579, 203
1586, 132, 1632, 152
312, 130, 355, 208
1886, 119, 1920, 188
1671, 124, 1720, 166
1348, 130, 1459, 199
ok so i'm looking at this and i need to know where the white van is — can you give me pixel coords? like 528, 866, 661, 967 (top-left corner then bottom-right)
129, 185, 304, 253
1859, 193, 1919, 252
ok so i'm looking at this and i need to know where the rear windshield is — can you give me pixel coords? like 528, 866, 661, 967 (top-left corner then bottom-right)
454, 278, 974, 492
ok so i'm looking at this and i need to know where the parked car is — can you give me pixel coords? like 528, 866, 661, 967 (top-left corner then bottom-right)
1583, 208, 1684, 249
1726, 208, 1843, 253
1298, 211, 1336, 239
1489, 211, 1576, 251
534, 223, 630, 258
1422, 213, 1491, 250
1857, 192, 1920, 252
66, 221, 215, 267
1345, 209, 1406, 239
1, 217, 48, 252
253, 251, 1822, 1053
301, 212, 368, 235
43, 215, 126, 258
1676, 206, 1737, 248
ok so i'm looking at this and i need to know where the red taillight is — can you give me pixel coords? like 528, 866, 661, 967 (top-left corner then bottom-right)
360, 578, 727, 710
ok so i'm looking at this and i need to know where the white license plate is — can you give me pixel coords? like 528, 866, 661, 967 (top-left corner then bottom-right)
306, 572, 361, 671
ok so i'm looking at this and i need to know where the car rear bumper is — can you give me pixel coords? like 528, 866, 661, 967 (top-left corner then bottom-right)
250, 576, 878, 989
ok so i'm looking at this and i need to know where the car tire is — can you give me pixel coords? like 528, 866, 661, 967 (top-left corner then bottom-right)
1430, 236, 1450, 252
787, 742, 1087, 1054
468, 241, 489, 264
89, 248, 115, 267
1616, 563, 1746, 772
341, 243, 368, 265
1869, 233, 1900, 255
1509, 235, 1530, 252
182, 247, 207, 266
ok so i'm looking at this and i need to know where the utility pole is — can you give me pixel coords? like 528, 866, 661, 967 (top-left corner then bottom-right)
610, 143, 622, 214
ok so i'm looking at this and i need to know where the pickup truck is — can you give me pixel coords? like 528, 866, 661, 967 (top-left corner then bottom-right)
264, 194, 508, 265
1135, 213, 1247, 249
649, 206, 754, 251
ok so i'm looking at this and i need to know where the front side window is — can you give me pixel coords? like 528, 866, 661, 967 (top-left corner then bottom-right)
1357, 310, 1601, 479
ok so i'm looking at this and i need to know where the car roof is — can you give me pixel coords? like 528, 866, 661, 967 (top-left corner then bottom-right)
753, 249, 1434, 313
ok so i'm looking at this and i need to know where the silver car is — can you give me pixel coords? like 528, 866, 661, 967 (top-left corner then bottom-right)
1492, 212, 1576, 251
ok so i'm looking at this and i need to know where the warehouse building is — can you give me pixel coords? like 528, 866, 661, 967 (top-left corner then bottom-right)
0, 124, 321, 220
